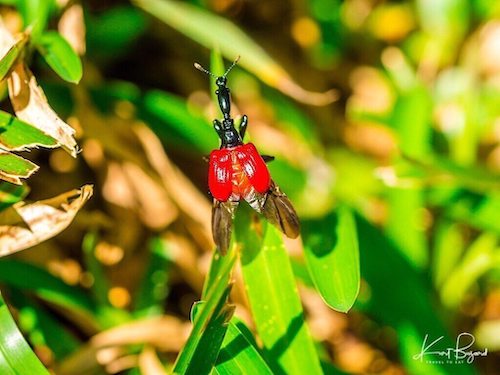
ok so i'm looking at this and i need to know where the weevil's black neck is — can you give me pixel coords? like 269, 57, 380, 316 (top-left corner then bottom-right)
215, 77, 242, 148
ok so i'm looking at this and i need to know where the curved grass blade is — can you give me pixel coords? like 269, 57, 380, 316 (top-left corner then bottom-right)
302, 206, 360, 312
35, 31, 83, 83
215, 318, 273, 375
0, 260, 96, 321
0, 152, 38, 185
173, 250, 237, 375
235, 207, 322, 375
133, 0, 337, 105
0, 291, 49, 374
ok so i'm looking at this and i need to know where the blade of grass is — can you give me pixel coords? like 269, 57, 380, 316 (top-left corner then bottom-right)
302, 206, 360, 312
214, 318, 273, 375
235, 206, 322, 375
173, 250, 237, 374
0, 291, 49, 374
132, 0, 337, 105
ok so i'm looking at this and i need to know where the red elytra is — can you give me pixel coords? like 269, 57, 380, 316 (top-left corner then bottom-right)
208, 143, 271, 202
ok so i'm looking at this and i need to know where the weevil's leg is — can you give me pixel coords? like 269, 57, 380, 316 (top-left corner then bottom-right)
212, 199, 238, 254
239, 115, 248, 140
261, 155, 275, 163
213, 119, 223, 135
262, 181, 300, 238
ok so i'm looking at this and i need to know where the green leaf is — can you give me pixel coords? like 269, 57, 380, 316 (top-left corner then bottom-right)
18, 0, 54, 41
0, 110, 58, 151
133, 0, 336, 105
0, 260, 97, 325
302, 206, 360, 312
173, 250, 237, 375
215, 319, 273, 375
0, 291, 50, 374
133, 237, 173, 317
235, 207, 322, 375
0, 35, 28, 81
35, 31, 82, 83
0, 152, 39, 185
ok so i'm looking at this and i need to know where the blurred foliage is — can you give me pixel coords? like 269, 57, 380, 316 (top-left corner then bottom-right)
0, 0, 499, 374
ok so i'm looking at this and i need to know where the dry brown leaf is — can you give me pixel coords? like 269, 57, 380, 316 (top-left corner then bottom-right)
0, 185, 93, 256
58, 3, 86, 55
138, 346, 168, 375
8, 62, 79, 157
0, 18, 17, 57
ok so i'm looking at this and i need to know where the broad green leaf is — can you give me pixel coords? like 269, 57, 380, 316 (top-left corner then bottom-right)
141, 90, 217, 154
215, 319, 273, 375
173, 250, 237, 374
0, 110, 58, 151
235, 208, 322, 375
302, 206, 360, 312
0, 292, 49, 374
0, 34, 28, 81
36, 31, 83, 83
133, 0, 337, 105
133, 237, 173, 317
0, 152, 38, 185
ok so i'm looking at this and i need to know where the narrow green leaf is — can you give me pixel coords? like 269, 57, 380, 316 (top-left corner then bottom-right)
36, 31, 82, 83
82, 232, 110, 308
235, 207, 322, 375
0, 152, 39, 184
133, 0, 337, 105
0, 291, 50, 374
215, 318, 273, 375
0, 260, 96, 322
0, 110, 58, 151
302, 206, 360, 312
0, 35, 28, 81
18, 0, 54, 40
432, 220, 465, 287
173, 251, 237, 374
133, 237, 173, 317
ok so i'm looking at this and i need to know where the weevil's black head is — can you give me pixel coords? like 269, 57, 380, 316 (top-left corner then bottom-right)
216, 76, 227, 88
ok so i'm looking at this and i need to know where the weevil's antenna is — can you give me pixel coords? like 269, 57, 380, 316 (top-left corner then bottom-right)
194, 62, 217, 78
223, 55, 240, 78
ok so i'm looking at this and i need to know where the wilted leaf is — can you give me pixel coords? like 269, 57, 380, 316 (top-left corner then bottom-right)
36, 31, 83, 83
8, 62, 79, 157
0, 184, 93, 256
58, 3, 86, 56
0, 151, 39, 185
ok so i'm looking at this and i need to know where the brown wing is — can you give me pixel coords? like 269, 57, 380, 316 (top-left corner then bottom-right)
262, 181, 300, 238
212, 199, 238, 254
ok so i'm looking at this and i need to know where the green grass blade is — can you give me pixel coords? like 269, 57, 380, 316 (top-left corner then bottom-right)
82, 232, 110, 308
302, 206, 360, 312
35, 31, 83, 83
215, 318, 273, 375
0, 291, 50, 374
0, 183, 28, 212
132, 0, 336, 105
173, 251, 237, 374
235, 207, 322, 375
0, 152, 39, 184
0, 260, 96, 321
0, 110, 58, 151
133, 237, 173, 317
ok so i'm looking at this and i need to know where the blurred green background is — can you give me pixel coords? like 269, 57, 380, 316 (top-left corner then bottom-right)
0, 0, 500, 374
